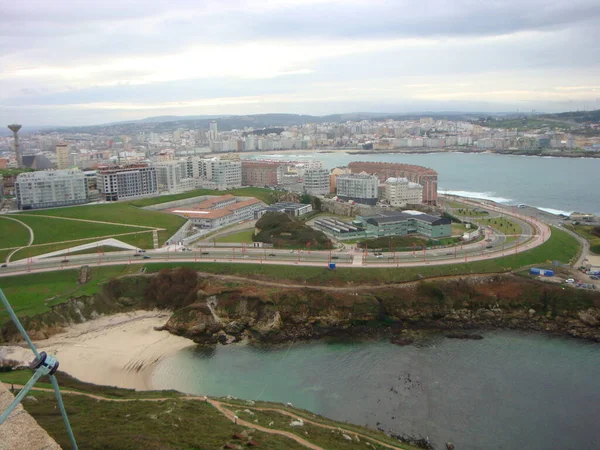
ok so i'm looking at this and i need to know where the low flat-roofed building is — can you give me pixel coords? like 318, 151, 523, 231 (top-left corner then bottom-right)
255, 201, 312, 219
315, 210, 451, 240
167, 196, 264, 229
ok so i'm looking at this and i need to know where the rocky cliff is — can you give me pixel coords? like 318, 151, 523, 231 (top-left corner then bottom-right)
161, 271, 600, 344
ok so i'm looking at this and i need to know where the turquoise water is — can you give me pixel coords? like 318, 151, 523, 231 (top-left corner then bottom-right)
152, 332, 600, 450
255, 152, 600, 215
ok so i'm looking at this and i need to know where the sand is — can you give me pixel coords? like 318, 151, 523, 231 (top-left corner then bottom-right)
2, 310, 193, 391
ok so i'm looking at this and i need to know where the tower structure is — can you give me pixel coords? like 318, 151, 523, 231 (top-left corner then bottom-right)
7, 124, 22, 168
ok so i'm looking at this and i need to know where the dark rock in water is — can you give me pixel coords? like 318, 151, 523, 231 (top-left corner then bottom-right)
390, 336, 415, 346
446, 442, 455, 450
446, 333, 484, 340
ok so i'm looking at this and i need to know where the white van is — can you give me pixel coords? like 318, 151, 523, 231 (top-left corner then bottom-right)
518, 204, 526, 208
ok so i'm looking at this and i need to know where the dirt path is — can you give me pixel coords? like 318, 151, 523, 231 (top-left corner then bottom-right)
218, 401, 407, 450
3, 384, 322, 449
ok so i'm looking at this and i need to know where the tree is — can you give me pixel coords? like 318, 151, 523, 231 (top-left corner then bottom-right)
300, 194, 312, 205
312, 196, 322, 212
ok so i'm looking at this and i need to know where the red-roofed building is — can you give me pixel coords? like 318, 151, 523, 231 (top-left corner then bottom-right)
167, 196, 265, 228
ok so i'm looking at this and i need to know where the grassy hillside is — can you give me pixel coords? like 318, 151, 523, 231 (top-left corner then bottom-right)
128, 187, 279, 207
254, 212, 331, 250
0, 371, 417, 450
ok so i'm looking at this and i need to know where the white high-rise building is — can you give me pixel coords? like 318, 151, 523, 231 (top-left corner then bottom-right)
384, 177, 423, 207
15, 169, 89, 210
336, 172, 378, 205
210, 159, 242, 189
208, 121, 219, 141
303, 168, 330, 195
154, 160, 198, 194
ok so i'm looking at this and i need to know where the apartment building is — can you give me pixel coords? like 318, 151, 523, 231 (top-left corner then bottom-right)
154, 160, 198, 194
303, 168, 330, 196
384, 177, 423, 207
15, 169, 89, 210
55, 144, 70, 169
348, 161, 438, 204
241, 161, 284, 187
336, 172, 379, 205
98, 164, 158, 201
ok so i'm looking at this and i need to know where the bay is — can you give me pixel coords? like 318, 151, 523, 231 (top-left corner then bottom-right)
152, 332, 600, 450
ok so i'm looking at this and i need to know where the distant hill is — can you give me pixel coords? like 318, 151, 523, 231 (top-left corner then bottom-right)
43, 111, 501, 135
539, 109, 600, 123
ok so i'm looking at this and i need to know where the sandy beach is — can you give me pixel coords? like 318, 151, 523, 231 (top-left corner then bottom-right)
2, 310, 194, 391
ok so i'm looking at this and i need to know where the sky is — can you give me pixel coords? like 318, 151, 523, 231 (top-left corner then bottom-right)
1, 0, 599, 126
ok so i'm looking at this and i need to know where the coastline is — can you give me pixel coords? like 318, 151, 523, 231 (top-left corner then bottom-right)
2, 310, 193, 391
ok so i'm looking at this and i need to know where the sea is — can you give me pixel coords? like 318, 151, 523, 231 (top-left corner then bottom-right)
153, 153, 600, 449
153, 332, 600, 450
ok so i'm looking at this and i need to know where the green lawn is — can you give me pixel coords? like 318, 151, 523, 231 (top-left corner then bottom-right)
477, 217, 523, 243
20, 203, 187, 245
128, 187, 279, 207
215, 229, 255, 243
9, 215, 147, 245
144, 226, 580, 285
0, 216, 30, 249
0, 265, 140, 322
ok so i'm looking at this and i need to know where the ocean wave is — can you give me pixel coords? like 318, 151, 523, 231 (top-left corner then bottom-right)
441, 190, 513, 204
536, 207, 574, 216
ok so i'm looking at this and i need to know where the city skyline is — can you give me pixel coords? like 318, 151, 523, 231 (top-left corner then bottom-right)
1, 0, 600, 126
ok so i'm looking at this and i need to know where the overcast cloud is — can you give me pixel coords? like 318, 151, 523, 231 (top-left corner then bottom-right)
1, 0, 599, 126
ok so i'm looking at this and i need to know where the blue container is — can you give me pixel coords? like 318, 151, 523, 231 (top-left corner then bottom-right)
329, 263, 336, 270
543, 270, 555, 277
530, 268, 541, 275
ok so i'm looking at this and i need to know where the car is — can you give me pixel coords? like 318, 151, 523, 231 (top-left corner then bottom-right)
268, 253, 276, 257
331, 256, 339, 260
0, 264, 7, 268
518, 204, 526, 208
376, 255, 384, 258
565, 278, 575, 283
61, 259, 69, 263
142, 255, 151, 259
139, 249, 146, 253
133, 253, 141, 257
590, 275, 599, 280
486, 245, 493, 249
201, 251, 210, 255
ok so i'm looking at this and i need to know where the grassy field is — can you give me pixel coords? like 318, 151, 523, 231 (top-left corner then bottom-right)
9, 214, 146, 245
0, 217, 30, 249
128, 187, 279, 207
21, 203, 187, 246
145, 227, 580, 285
215, 229, 255, 243
476, 217, 523, 243
0, 265, 140, 322
454, 207, 489, 217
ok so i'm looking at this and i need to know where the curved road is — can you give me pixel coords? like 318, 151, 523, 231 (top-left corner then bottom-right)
0, 201, 551, 278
